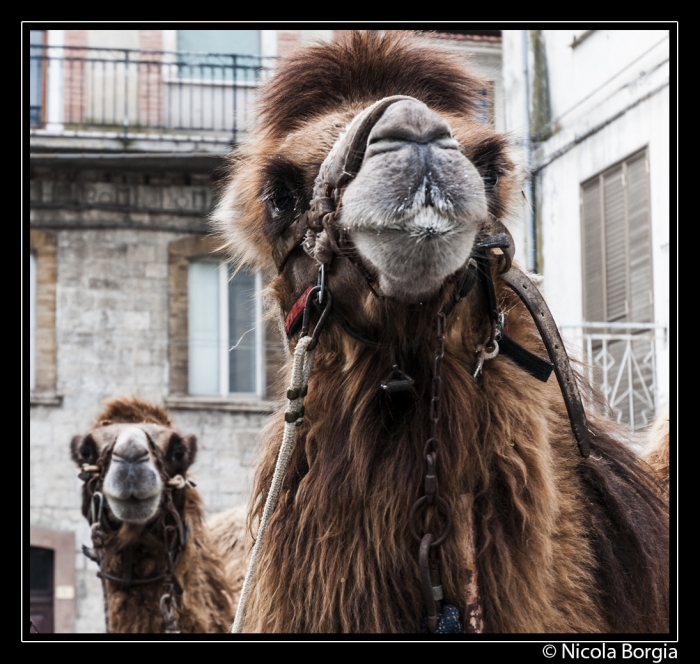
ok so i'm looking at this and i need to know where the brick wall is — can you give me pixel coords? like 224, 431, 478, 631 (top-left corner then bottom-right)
138, 31, 163, 127
63, 30, 87, 125
30, 229, 57, 393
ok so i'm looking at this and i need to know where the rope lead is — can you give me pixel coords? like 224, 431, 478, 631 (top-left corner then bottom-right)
232, 335, 316, 633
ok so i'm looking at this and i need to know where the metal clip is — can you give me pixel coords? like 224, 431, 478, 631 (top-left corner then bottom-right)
90, 490, 104, 525
473, 340, 499, 380
317, 264, 326, 305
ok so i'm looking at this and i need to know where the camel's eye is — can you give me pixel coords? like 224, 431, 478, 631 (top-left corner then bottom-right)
267, 189, 296, 217
481, 170, 500, 189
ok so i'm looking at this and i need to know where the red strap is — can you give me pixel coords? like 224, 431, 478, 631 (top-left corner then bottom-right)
285, 284, 314, 336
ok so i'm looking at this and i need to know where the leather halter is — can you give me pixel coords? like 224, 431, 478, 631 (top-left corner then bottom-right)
272, 96, 591, 458
79, 428, 190, 591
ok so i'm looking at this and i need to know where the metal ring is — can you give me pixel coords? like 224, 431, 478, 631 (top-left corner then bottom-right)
483, 339, 499, 360
409, 495, 453, 546
423, 437, 440, 458
300, 286, 322, 338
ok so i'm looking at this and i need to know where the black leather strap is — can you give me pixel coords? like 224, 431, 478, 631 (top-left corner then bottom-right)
500, 266, 591, 457
498, 333, 553, 383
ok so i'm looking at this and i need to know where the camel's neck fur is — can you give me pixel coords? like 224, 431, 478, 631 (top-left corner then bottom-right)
100, 490, 233, 633
245, 283, 669, 633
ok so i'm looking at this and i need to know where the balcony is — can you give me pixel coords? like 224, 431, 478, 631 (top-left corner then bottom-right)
561, 322, 668, 431
29, 45, 276, 153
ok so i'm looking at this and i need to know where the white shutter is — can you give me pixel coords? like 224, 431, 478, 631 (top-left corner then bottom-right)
188, 261, 220, 395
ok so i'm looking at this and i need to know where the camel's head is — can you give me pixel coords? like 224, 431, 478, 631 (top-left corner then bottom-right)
214, 31, 520, 340
70, 398, 197, 526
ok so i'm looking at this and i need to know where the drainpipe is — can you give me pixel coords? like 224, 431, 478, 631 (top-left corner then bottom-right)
521, 30, 536, 273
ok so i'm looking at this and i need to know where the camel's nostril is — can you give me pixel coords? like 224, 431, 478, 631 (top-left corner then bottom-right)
113, 449, 149, 463
367, 99, 453, 146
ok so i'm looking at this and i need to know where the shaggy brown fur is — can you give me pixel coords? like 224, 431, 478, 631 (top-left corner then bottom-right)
94, 395, 173, 428
208, 505, 251, 610
71, 397, 235, 633
642, 403, 671, 493
214, 32, 669, 633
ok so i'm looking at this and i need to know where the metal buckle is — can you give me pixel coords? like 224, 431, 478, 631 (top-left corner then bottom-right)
90, 490, 104, 525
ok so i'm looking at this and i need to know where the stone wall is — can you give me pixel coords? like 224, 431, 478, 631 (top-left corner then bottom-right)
29, 158, 282, 632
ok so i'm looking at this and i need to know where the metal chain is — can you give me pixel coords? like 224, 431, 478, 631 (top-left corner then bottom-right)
409, 311, 458, 633
158, 488, 186, 633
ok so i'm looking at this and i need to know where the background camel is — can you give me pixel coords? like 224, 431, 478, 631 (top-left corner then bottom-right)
213, 31, 669, 633
70, 396, 236, 633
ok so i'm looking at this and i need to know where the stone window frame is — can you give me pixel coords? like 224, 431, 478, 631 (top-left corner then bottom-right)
166, 235, 282, 413
29, 229, 62, 407
29, 526, 76, 633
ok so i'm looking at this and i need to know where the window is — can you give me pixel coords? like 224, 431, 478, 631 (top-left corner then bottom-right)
176, 30, 261, 82
475, 83, 495, 125
30, 252, 36, 392
29, 229, 59, 403
580, 148, 656, 428
29, 526, 75, 632
581, 149, 653, 326
188, 260, 264, 397
167, 235, 281, 404
29, 30, 46, 127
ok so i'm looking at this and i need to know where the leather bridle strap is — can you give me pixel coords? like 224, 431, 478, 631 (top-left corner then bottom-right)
272, 95, 423, 273
501, 266, 591, 458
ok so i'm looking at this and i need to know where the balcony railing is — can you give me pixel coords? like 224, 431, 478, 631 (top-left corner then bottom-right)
29, 45, 276, 145
561, 322, 668, 431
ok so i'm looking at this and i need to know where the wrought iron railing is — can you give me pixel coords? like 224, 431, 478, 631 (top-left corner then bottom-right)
561, 322, 667, 431
29, 45, 276, 144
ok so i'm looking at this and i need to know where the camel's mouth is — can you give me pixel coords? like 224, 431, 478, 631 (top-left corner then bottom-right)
349, 209, 477, 303
105, 493, 161, 524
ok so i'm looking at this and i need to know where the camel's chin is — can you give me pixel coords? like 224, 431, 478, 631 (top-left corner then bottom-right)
350, 214, 476, 303
105, 494, 161, 524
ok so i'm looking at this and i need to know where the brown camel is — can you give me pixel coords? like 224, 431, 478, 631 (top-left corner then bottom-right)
212, 31, 669, 633
70, 396, 236, 633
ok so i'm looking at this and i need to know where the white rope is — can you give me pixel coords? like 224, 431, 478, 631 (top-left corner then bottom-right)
231, 335, 316, 633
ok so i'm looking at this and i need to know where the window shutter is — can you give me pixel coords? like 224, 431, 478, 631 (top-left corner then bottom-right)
603, 166, 628, 322
580, 148, 655, 429
188, 261, 220, 395
626, 153, 654, 324
581, 178, 604, 323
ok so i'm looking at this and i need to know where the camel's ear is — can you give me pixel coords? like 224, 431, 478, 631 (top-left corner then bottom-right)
165, 432, 198, 475
70, 434, 98, 466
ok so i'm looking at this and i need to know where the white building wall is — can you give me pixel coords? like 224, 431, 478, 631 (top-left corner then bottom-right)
501, 29, 671, 411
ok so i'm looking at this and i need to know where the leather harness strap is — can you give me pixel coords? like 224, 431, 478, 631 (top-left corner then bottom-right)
500, 266, 591, 458
274, 94, 590, 458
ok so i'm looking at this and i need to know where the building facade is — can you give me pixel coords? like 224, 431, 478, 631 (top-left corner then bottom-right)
27, 28, 503, 633
501, 29, 671, 433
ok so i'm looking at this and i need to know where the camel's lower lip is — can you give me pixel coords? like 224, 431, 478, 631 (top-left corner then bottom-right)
105, 494, 160, 523
348, 216, 476, 303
